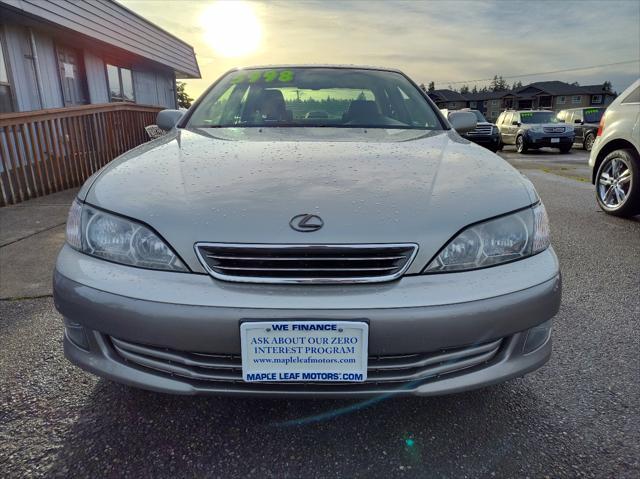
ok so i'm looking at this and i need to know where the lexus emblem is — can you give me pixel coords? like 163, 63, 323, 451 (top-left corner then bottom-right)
290, 214, 324, 232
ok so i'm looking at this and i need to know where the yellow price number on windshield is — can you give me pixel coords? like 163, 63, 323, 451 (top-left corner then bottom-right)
231, 70, 295, 84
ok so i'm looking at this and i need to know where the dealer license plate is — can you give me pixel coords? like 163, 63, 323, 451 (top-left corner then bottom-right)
240, 321, 369, 382
550, 138, 560, 143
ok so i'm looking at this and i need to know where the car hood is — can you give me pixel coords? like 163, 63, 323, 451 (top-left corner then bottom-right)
84, 128, 538, 273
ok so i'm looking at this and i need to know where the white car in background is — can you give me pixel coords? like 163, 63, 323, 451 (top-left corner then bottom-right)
589, 79, 640, 217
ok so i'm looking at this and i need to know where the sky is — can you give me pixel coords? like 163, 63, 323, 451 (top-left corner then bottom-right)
120, 0, 640, 99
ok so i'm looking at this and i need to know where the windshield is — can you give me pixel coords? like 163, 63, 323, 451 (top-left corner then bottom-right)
187, 68, 443, 130
519, 111, 558, 124
471, 110, 487, 122
583, 107, 605, 123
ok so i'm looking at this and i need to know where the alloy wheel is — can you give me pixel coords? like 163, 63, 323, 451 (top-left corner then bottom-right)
584, 134, 595, 151
597, 157, 632, 208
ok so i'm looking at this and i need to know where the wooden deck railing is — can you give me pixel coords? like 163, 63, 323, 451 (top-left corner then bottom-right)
0, 103, 164, 206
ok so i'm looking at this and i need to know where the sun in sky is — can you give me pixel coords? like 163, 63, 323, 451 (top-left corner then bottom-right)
200, 1, 262, 58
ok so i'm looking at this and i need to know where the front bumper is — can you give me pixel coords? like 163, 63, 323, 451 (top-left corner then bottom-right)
54, 245, 561, 397
463, 132, 501, 148
525, 132, 575, 147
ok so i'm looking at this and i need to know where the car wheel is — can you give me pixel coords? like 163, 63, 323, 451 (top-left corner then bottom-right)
583, 133, 595, 152
516, 135, 528, 153
495, 141, 503, 152
559, 145, 571, 154
595, 148, 640, 217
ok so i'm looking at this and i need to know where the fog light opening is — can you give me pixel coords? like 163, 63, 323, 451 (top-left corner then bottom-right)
64, 319, 90, 351
523, 320, 552, 355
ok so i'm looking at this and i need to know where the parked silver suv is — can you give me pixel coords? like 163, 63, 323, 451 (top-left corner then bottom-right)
496, 110, 575, 153
589, 79, 640, 217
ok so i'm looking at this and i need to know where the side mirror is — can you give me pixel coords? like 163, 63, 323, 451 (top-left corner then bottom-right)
156, 109, 184, 131
511, 120, 520, 126
448, 111, 477, 134
574, 119, 582, 124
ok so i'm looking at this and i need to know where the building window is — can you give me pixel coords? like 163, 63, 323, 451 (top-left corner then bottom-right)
558, 96, 565, 104
571, 95, 581, 104
106, 64, 135, 102
591, 95, 602, 104
448, 102, 456, 108
469, 101, 477, 108
0, 34, 13, 112
491, 100, 499, 106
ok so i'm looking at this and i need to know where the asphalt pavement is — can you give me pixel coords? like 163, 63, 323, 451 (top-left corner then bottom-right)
1, 148, 639, 478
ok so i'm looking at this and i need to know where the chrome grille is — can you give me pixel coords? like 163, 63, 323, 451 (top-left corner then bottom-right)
195, 243, 418, 284
110, 337, 503, 386
466, 124, 494, 136
543, 126, 565, 133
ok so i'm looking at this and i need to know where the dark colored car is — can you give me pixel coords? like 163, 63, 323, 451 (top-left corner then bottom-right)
557, 107, 605, 151
496, 110, 575, 154
442, 109, 501, 152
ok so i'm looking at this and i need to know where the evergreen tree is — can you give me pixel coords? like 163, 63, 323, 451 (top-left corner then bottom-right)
603, 81, 612, 93
471, 85, 478, 94
176, 81, 193, 108
490, 75, 499, 92
459, 85, 470, 94
427, 81, 435, 92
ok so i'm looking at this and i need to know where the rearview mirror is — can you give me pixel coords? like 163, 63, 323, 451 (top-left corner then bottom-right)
448, 111, 477, 134
157, 109, 184, 131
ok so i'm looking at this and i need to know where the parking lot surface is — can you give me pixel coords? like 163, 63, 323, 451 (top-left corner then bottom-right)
1, 148, 639, 478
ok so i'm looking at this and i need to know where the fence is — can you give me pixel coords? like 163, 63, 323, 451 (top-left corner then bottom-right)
0, 103, 163, 206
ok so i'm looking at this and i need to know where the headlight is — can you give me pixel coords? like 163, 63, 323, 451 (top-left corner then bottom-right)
529, 126, 543, 133
424, 202, 550, 273
65, 200, 188, 272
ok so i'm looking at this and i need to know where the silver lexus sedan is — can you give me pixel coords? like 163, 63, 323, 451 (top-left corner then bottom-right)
54, 66, 561, 397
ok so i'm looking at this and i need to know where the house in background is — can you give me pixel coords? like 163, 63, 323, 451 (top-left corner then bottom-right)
427, 89, 468, 111
429, 80, 616, 121
0, 0, 200, 207
512, 81, 615, 110
463, 90, 516, 121
0, 0, 200, 113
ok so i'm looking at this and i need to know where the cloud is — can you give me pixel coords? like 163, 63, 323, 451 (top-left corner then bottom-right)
121, 0, 640, 96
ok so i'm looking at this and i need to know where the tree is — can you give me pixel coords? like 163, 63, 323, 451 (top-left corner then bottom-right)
427, 81, 435, 92
459, 85, 470, 94
419, 83, 428, 93
471, 85, 478, 94
176, 81, 193, 108
512, 80, 523, 90
603, 81, 612, 93
490, 75, 508, 92
570, 81, 580, 87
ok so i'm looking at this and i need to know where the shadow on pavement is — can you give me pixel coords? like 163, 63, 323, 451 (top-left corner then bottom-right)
48, 377, 548, 477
